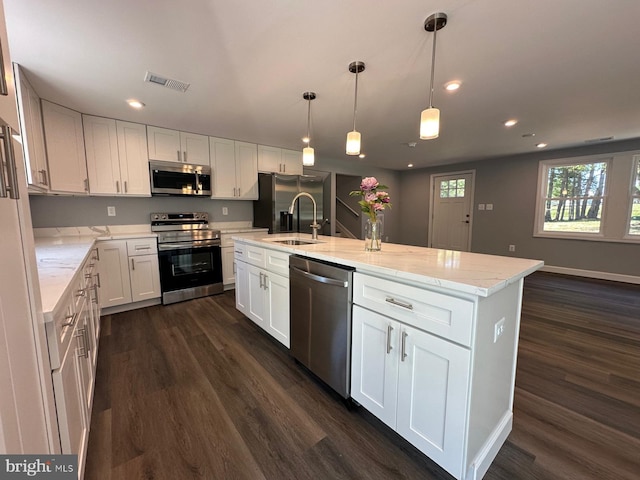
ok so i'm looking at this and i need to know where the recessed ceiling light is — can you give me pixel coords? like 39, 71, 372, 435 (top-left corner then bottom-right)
302, 136, 310, 143
127, 99, 145, 109
444, 81, 461, 91
504, 119, 518, 127
408, 163, 414, 168
536, 143, 547, 148
359, 153, 366, 159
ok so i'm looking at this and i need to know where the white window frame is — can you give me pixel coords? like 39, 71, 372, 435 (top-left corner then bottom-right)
534, 152, 640, 244
625, 154, 640, 238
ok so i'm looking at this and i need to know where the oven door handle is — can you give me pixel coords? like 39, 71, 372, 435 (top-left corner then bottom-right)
158, 242, 221, 251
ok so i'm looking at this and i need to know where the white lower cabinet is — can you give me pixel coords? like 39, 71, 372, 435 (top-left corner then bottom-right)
352, 304, 470, 479
234, 241, 290, 347
98, 238, 160, 309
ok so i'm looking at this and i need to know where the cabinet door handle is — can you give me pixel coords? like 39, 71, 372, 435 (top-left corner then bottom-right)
237, 187, 240, 197
385, 297, 413, 311
0, 125, 19, 199
183, 151, 187, 163
0, 37, 7, 95
84, 178, 89, 192
263, 274, 268, 289
386, 324, 393, 354
124, 180, 128, 193
92, 284, 99, 304
95, 248, 100, 261
401, 331, 408, 362
40, 169, 48, 186
177, 150, 181, 162
84, 328, 91, 358
233, 262, 236, 274
259, 272, 263, 289
95, 272, 101, 288
116, 180, 120, 193
131, 258, 135, 270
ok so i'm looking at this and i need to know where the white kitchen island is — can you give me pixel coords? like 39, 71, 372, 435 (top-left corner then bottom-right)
232, 233, 543, 480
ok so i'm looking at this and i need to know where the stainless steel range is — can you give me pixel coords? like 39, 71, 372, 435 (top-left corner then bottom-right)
151, 212, 223, 305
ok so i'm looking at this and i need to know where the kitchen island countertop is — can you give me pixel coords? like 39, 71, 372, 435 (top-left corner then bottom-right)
232, 233, 543, 297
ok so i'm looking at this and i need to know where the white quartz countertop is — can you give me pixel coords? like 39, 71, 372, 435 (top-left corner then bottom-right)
219, 227, 269, 234
34, 229, 157, 317
34, 236, 97, 316
232, 233, 544, 297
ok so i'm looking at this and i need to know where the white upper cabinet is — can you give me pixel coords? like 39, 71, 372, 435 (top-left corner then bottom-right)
147, 126, 209, 165
41, 100, 88, 194
0, 7, 18, 130
84, 116, 150, 196
257, 145, 303, 175
115, 120, 151, 196
210, 137, 258, 200
14, 64, 49, 191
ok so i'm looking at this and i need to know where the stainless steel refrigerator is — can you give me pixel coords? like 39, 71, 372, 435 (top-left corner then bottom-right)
253, 173, 328, 234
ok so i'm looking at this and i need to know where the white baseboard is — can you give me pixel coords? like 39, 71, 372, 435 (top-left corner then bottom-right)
466, 412, 512, 480
541, 265, 640, 285
101, 297, 161, 315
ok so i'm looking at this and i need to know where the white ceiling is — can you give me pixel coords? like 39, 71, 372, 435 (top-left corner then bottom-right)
4, 0, 640, 171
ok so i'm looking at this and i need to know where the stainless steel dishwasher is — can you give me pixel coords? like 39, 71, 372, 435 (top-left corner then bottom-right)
289, 255, 355, 398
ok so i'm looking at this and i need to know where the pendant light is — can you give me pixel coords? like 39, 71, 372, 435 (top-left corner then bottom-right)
346, 61, 365, 155
302, 92, 316, 166
420, 12, 447, 140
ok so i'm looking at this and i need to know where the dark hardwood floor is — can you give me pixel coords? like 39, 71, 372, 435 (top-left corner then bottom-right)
85, 272, 640, 479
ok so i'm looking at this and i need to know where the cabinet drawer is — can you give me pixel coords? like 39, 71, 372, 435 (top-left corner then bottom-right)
265, 249, 290, 277
234, 242, 246, 261
245, 244, 267, 269
126, 238, 158, 256
353, 273, 474, 346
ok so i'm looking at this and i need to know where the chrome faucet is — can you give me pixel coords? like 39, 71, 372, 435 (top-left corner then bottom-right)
289, 192, 321, 240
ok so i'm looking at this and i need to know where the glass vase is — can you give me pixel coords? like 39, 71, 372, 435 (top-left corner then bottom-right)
364, 218, 382, 251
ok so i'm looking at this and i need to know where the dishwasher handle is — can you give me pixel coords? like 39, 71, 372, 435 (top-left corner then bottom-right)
291, 265, 348, 287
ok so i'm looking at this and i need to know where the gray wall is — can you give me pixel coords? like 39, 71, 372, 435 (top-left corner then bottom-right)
398, 139, 640, 276
29, 195, 253, 227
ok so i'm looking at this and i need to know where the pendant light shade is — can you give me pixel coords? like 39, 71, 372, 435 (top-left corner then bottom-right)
302, 92, 316, 166
346, 61, 365, 155
420, 107, 440, 139
420, 12, 447, 140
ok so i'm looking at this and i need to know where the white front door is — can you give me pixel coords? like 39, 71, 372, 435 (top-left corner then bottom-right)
430, 172, 474, 251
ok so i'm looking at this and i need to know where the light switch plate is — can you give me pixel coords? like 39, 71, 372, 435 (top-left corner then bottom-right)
486, 203, 494, 211
478, 204, 485, 210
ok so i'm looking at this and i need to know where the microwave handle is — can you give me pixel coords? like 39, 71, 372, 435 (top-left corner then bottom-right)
195, 171, 200, 193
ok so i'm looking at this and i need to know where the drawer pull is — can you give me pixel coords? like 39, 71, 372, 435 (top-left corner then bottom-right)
77, 289, 86, 298
385, 297, 413, 310
62, 313, 77, 327
386, 324, 393, 354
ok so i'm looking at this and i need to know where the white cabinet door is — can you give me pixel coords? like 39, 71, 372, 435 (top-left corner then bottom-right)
116, 120, 150, 196
51, 330, 88, 460
235, 259, 249, 315
210, 136, 237, 198
282, 149, 303, 175
396, 325, 470, 480
0, 9, 18, 130
351, 305, 399, 428
41, 100, 88, 194
257, 144, 281, 172
181, 132, 209, 165
14, 65, 48, 190
247, 264, 267, 328
129, 254, 161, 301
147, 126, 181, 162
265, 271, 290, 348
84, 115, 120, 195
235, 141, 258, 199
97, 241, 132, 308
222, 246, 235, 286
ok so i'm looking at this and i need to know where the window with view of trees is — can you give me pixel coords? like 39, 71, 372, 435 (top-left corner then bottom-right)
440, 178, 466, 198
536, 152, 639, 243
629, 155, 640, 236
542, 161, 608, 234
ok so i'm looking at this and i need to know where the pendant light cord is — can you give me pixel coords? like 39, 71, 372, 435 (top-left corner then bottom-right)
306, 98, 312, 146
428, 26, 438, 108
352, 70, 359, 131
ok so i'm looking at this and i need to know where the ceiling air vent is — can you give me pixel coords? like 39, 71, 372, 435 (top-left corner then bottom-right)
143, 71, 190, 93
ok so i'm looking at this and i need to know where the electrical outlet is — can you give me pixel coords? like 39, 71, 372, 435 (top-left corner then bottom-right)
222, 207, 228, 216
509, 244, 516, 252
107, 206, 116, 217
494, 318, 506, 343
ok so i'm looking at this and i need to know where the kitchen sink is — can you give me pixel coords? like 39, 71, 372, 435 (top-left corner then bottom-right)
272, 239, 318, 245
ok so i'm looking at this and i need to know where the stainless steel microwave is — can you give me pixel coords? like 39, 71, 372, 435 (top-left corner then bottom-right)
149, 160, 212, 196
